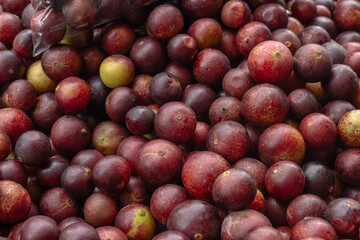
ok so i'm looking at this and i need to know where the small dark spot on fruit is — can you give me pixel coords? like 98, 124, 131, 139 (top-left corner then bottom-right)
158, 150, 165, 156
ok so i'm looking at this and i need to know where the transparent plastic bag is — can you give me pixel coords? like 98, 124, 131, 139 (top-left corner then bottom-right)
30, 0, 156, 56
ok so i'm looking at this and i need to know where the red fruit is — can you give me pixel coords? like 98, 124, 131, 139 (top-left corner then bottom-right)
0, 180, 31, 225
299, 113, 337, 148
258, 123, 305, 166
291, 0, 316, 24
154, 101, 197, 144
187, 18, 222, 50
265, 161, 305, 203
0, 12, 23, 47
221, 0, 251, 29
136, 139, 184, 187
252, 3, 288, 31
92, 155, 131, 194
248, 40, 293, 85
96, 226, 127, 240
84, 192, 118, 227
18, 215, 60, 240
290, 217, 337, 240
0, 50, 26, 87
0, 129, 11, 161
55, 77, 91, 114
100, 23, 135, 55
206, 121, 250, 164
182, 151, 231, 202
335, 148, 360, 186
0, 108, 32, 144
333, 0, 360, 31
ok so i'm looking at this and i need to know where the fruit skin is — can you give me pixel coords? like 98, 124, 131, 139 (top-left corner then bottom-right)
212, 168, 257, 211
0, 108, 32, 145
99, 54, 135, 89
114, 203, 157, 240
0, 180, 31, 225
248, 40, 293, 85
290, 216, 337, 240
26, 60, 57, 95
59, 222, 100, 240
258, 123, 305, 167
181, 151, 231, 202
337, 110, 360, 148
241, 83, 289, 127
167, 199, 221, 240
335, 148, 360, 186
0, 129, 12, 161
18, 215, 60, 240
84, 192, 118, 227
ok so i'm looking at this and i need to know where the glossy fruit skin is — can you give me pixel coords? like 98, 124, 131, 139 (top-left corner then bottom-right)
92, 155, 131, 194
0, 12, 23, 47
0, 180, 31, 225
50, 115, 91, 157
84, 192, 118, 227
154, 101, 197, 144
136, 139, 184, 187
221, 209, 272, 240
252, 3, 288, 31
18, 215, 60, 240
290, 217, 337, 240
153, 230, 190, 240
258, 123, 305, 167
0, 108, 32, 144
55, 77, 91, 115
187, 18, 222, 50
59, 222, 100, 240
335, 148, 360, 186
149, 72, 182, 105
265, 161, 305, 203
0, 50, 26, 87
167, 199, 221, 240
212, 168, 257, 211
206, 121, 250, 164
324, 198, 360, 238
182, 151, 231, 202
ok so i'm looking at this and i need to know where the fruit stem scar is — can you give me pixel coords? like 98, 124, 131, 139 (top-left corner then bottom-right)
275, 52, 281, 59
139, 209, 146, 216
194, 233, 203, 240
158, 150, 165, 156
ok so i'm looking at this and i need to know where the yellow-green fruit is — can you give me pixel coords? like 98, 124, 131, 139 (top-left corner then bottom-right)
26, 60, 57, 94
115, 203, 156, 240
60, 26, 93, 49
338, 109, 360, 148
99, 54, 135, 89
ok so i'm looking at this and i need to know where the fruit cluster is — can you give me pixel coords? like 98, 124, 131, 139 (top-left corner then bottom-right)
0, 0, 360, 239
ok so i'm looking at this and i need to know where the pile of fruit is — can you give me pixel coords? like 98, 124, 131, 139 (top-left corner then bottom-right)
0, 0, 360, 239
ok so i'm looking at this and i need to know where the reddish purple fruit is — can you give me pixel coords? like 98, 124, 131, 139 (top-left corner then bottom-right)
19, 215, 60, 240
84, 192, 118, 227
290, 217, 337, 240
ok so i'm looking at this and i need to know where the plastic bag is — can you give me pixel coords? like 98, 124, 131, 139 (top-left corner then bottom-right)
30, 0, 156, 56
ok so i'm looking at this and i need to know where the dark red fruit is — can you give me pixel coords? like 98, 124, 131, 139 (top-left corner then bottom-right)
310, 16, 337, 39
0, 12, 23, 47
293, 43, 333, 83
117, 136, 148, 176
129, 36, 167, 74
36, 155, 69, 188
167, 200, 221, 240
6, 79, 36, 111
181, 0, 223, 19
221, 0, 251, 29
187, 18, 222, 50
291, 0, 316, 24
18, 215, 60, 240
0, 50, 26, 87
322, 41, 348, 65
181, 83, 217, 122
153, 230, 190, 240
136, 139, 184, 187
41, 45, 82, 82
167, 34, 198, 66
92, 155, 130, 194
206, 121, 250, 164
79, 47, 106, 79
154, 101, 197, 144
59, 222, 100, 240
271, 28, 301, 55
147, 4, 184, 40
100, 23, 134, 55
2, 0, 30, 16
244, 225, 282, 240
221, 209, 271, 240
222, 68, 254, 100
333, 0, 360, 31
50, 115, 91, 157
182, 151, 231, 202
233, 157, 268, 194
96, 226, 127, 240
299, 113, 337, 148
286, 194, 328, 227
212, 168, 257, 211
61, 164, 94, 199
208, 96, 242, 125
163, 62, 194, 89
335, 148, 360, 186
241, 83, 289, 127
39, 187, 80, 223
118, 176, 150, 208
265, 161, 305, 203
59, 217, 86, 231
150, 184, 190, 224
130, 74, 153, 106
290, 217, 337, 240
299, 25, 331, 45
12, 29, 33, 58
105, 87, 138, 123
0, 159, 27, 186
235, 21, 272, 57
61, 0, 96, 30
71, 149, 103, 170
149, 72, 182, 105
252, 3, 288, 31
288, 89, 320, 120
193, 48, 231, 87
84, 192, 118, 227
264, 195, 288, 227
